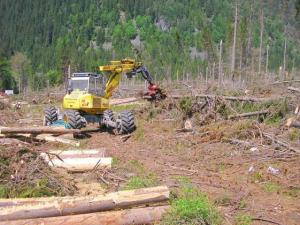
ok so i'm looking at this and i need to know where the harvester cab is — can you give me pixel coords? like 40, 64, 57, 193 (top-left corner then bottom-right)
67, 73, 106, 96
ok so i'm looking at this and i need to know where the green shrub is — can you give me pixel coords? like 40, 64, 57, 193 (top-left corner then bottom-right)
161, 186, 221, 225
235, 213, 252, 225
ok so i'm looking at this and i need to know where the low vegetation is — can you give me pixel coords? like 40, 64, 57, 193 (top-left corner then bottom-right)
161, 180, 221, 225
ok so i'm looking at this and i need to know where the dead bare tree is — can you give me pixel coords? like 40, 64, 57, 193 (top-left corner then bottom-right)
231, 1, 238, 79
258, 9, 264, 74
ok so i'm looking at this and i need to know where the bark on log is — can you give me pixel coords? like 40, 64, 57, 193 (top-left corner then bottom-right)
0, 186, 169, 221
0, 206, 169, 225
228, 110, 269, 119
0, 127, 80, 135
288, 86, 300, 93
0, 186, 169, 207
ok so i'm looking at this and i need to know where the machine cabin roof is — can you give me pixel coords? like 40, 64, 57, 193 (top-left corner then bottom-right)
71, 73, 101, 78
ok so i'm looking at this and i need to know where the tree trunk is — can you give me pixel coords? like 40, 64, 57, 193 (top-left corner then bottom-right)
0, 186, 169, 221
0, 206, 169, 225
266, 44, 269, 74
228, 110, 269, 119
258, 9, 264, 74
231, 1, 238, 78
218, 40, 223, 86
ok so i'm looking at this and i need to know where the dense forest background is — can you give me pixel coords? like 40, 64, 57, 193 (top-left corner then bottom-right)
0, 0, 299, 92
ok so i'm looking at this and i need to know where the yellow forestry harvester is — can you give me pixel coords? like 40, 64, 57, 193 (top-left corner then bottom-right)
43, 59, 165, 134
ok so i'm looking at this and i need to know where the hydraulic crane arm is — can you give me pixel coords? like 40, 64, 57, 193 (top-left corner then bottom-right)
99, 59, 164, 100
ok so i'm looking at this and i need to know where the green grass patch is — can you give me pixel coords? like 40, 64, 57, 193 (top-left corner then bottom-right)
235, 213, 252, 225
161, 184, 221, 225
288, 128, 300, 141
250, 171, 264, 183
121, 159, 158, 190
238, 199, 247, 209
263, 182, 281, 193
146, 106, 162, 120
122, 174, 157, 190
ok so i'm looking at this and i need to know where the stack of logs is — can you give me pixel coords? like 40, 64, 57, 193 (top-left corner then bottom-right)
0, 186, 170, 225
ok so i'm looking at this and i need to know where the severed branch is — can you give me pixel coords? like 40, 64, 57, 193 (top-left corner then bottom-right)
287, 86, 300, 93
262, 132, 300, 154
228, 110, 269, 120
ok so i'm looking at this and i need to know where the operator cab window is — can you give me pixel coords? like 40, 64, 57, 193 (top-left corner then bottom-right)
71, 77, 89, 91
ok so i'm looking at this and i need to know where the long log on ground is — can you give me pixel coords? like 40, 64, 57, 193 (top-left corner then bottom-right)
273, 80, 300, 85
228, 110, 269, 119
0, 186, 168, 207
36, 134, 80, 147
287, 86, 300, 93
0, 186, 169, 221
262, 132, 300, 154
0, 206, 169, 225
0, 127, 80, 135
170, 94, 272, 102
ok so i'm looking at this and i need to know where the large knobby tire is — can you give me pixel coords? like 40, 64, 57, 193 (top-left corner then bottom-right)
44, 106, 58, 126
100, 109, 114, 130
116, 111, 135, 135
64, 110, 84, 129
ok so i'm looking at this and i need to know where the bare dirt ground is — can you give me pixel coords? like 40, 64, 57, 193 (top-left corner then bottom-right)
1, 83, 300, 225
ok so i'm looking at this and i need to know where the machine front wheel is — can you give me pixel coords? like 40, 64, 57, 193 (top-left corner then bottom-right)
115, 111, 135, 135
64, 110, 84, 129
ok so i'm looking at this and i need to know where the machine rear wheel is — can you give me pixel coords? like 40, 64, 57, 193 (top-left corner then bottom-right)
44, 106, 58, 126
64, 110, 84, 129
116, 111, 135, 134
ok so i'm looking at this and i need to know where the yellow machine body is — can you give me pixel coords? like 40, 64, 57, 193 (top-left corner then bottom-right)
62, 59, 144, 115
63, 90, 109, 114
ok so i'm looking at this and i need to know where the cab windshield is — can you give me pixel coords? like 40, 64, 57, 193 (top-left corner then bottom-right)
71, 78, 89, 91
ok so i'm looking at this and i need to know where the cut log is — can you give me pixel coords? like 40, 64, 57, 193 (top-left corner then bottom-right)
1, 186, 163, 207
228, 110, 269, 119
287, 86, 300, 93
0, 206, 169, 225
48, 149, 107, 158
0, 186, 169, 221
36, 134, 80, 147
0, 127, 80, 135
170, 94, 272, 102
273, 80, 300, 85
41, 152, 112, 172
286, 118, 300, 128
